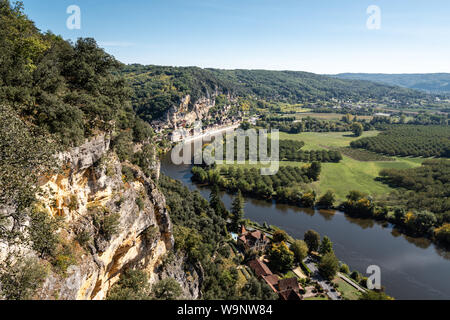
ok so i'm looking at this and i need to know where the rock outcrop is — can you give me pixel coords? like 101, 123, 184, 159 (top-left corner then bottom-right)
28, 134, 178, 300
153, 92, 238, 132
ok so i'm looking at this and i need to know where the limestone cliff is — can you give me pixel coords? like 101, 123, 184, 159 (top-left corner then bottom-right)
0, 132, 200, 300
153, 92, 238, 132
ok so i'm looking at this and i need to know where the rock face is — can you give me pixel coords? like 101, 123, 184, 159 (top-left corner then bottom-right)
155, 252, 203, 299
153, 92, 237, 132
31, 135, 182, 300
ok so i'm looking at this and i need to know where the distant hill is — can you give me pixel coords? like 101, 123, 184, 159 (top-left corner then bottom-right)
122, 65, 432, 121
333, 73, 450, 94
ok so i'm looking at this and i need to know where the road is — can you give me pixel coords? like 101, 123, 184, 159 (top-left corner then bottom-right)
304, 257, 341, 300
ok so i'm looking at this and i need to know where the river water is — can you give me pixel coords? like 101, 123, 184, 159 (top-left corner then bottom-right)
161, 153, 450, 300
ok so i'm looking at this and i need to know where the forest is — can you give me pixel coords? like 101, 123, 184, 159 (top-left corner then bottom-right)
120, 64, 434, 122
159, 175, 278, 300
378, 160, 450, 218
257, 116, 370, 134
192, 164, 321, 205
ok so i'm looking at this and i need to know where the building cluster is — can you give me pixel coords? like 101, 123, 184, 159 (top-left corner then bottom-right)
237, 226, 303, 300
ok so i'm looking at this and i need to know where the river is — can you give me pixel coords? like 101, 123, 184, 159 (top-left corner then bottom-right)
161, 153, 450, 300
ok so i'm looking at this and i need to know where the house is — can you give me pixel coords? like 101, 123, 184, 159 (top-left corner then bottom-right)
248, 259, 272, 278
277, 278, 302, 301
238, 226, 270, 251
279, 289, 302, 301
262, 274, 280, 293
247, 259, 303, 300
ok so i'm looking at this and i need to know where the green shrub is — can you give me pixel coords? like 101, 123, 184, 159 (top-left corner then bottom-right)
107, 269, 150, 300
113, 131, 134, 162
75, 229, 92, 248
340, 263, 350, 274
101, 213, 121, 239
142, 226, 159, 244
52, 243, 77, 275
0, 257, 48, 300
68, 195, 79, 212
29, 211, 60, 259
122, 166, 135, 183
92, 210, 121, 240
151, 278, 182, 300
135, 196, 145, 211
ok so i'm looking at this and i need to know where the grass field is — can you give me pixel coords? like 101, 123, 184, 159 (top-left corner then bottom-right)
304, 295, 329, 300
279, 131, 423, 200
219, 131, 423, 201
333, 278, 362, 300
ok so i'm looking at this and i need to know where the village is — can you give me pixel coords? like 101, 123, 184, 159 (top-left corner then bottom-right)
230, 223, 368, 301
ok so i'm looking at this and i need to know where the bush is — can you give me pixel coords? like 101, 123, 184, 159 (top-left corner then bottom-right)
340, 264, 350, 274
75, 229, 92, 248
135, 196, 145, 211
0, 257, 48, 300
92, 210, 121, 240
151, 278, 182, 300
53, 243, 77, 275
142, 226, 159, 244
113, 131, 134, 162
107, 269, 150, 300
29, 211, 60, 259
350, 271, 361, 282
122, 166, 135, 183
101, 213, 121, 239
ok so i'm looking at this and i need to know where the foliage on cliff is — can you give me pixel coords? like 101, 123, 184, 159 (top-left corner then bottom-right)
0, 0, 155, 240
0, 0, 150, 147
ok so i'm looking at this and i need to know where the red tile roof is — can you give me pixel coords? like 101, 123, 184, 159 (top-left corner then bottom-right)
278, 278, 299, 292
279, 289, 302, 301
248, 259, 272, 277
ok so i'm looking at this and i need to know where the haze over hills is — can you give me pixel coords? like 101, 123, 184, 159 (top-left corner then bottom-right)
333, 73, 450, 94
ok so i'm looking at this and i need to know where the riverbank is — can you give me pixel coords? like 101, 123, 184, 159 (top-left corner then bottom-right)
161, 152, 450, 300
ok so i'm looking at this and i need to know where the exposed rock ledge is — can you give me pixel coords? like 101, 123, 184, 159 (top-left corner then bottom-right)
26, 134, 185, 300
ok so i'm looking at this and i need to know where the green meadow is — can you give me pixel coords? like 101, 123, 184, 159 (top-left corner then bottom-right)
219, 131, 423, 200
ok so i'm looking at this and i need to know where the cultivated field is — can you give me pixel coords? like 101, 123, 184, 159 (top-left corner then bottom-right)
219, 131, 423, 200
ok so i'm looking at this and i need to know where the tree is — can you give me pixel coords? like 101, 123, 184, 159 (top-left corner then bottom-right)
318, 252, 339, 280
29, 211, 60, 259
317, 190, 335, 209
319, 236, 333, 255
241, 277, 278, 300
304, 230, 320, 253
306, 162, 321, 181
291, 240, 308, 263
350, 271, 361, 282
210, 184, 228, 219
435, 224, 450, 247
272, 229, 289, 243
151, 278, 182, 300
268, 241, 294, 273
230, 190, 244, 232
352, 122, 364, 137
107, 269, 150, 300
301, 191, 316, 208
340, 264, 350, 274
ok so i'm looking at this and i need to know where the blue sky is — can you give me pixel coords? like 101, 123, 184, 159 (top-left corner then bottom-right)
22, 0, 450, 74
